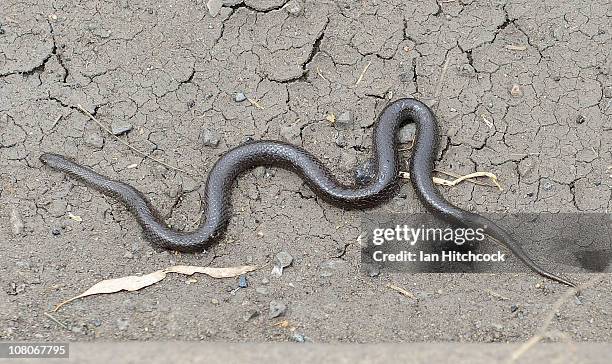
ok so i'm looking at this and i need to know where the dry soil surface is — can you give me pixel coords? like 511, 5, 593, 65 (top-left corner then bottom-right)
1, 0, 611, 344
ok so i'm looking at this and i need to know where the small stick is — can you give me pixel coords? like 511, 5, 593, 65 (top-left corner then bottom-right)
247, 97, 264, 110
505, 44, 527, 51
75, 104, 193, 175
316, 66, 328, 81
433, 56, 451, 110
386, 283, 417, 300
51, 114, 63, 129
355, 61, 372, 85
43, 312, 70, 331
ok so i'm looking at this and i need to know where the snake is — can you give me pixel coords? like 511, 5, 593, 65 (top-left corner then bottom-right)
40, 98, 575, 287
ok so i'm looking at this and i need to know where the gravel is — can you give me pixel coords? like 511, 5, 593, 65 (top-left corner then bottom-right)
335, 111, 354, 129
234, 92, 247, 102
284, 0, 303, 16
269, 300, 287, 319
200, 128, 221, 147
271, 251, 293, 276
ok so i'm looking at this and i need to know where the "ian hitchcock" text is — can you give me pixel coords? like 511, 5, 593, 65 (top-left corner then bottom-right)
372, 250, 506, 263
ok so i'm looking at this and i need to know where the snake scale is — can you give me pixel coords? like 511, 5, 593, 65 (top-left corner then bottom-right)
40, 98, 575, 287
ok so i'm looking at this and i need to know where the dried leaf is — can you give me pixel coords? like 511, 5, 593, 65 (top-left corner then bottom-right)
54, 265, 257, 311
164, 265, 257, 278
399, 170, 503, 191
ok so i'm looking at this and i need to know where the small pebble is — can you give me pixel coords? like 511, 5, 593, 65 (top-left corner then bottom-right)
335, 111, 354, 129
271, 251, 293, 276
269, 300, 287, 319
211, 298, 220, 305
291, 333, 306, 343
201, 128, 221, 147
510, 304, 519, 313
510, 84, 523, 97
91, 319, 102, 327
261, 277, 270, 285
238, 275, 248, 288
116, 318, 129, 331
574, 295, 583, 305
575, 115, 585, 124
234, 92, 247, 102
111, 121, 133, 135
51, 227, 61, 236
207, 0, 223, 17
398, 124, 416, 144
285, 0, 303, 16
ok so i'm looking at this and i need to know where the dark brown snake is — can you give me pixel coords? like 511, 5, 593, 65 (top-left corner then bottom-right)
40, 98, 575, 287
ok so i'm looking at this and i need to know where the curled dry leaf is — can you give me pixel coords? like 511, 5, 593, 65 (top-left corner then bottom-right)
399, 170, 503, 191
53, 265, 257, 311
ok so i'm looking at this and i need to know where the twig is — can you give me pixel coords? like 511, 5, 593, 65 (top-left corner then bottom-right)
316, 66, 328, 81
43, 312, 70, 331
386, 283, 417, 300
51, 114, 63, 129
355, 61, 372, 85
433, 56, 451, 110
247, 97, 265, 110
486, 289, 510, 301
480, 113, 494, 128
505, 44, 527, 51
75, 104, 193, 175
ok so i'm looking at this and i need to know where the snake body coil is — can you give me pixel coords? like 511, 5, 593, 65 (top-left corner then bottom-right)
40, 98, 575, 287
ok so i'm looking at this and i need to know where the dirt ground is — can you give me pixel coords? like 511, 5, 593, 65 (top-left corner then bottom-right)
1, 0, 611, 344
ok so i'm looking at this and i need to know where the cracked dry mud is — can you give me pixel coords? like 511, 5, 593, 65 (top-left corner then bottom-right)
1, 0, 611, 342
